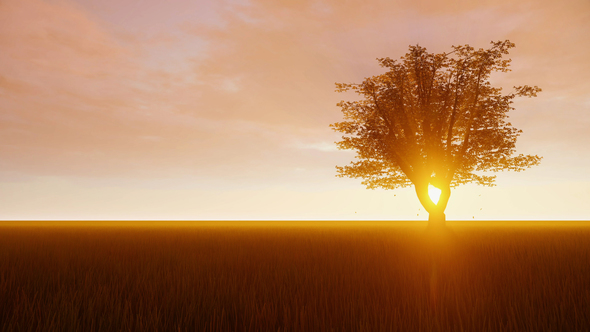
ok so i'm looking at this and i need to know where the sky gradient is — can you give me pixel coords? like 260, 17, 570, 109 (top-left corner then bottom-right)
1, 0, 589, 220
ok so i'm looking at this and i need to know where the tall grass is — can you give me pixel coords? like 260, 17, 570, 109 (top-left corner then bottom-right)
1, 223, 589, 331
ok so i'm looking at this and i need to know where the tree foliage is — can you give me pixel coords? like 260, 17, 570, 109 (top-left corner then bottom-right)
331, 40, 541, 196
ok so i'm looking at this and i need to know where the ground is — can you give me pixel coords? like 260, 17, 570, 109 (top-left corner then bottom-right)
1, 221, 589, 331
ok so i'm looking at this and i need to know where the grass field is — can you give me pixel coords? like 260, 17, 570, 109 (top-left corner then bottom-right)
1, 221, 589, 331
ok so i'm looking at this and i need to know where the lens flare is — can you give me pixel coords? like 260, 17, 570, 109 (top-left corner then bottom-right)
428, 184, 441, 205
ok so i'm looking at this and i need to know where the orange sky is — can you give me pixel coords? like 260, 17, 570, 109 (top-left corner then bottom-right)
1, 0, 589, 220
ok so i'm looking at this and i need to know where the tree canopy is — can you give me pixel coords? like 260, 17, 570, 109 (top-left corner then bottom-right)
331, 40, 541, 223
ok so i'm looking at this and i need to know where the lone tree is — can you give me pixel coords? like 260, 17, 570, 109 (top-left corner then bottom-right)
331, 40, 541, 227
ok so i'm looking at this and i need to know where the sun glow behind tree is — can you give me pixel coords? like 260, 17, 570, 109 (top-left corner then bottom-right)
428, 184, 442, 205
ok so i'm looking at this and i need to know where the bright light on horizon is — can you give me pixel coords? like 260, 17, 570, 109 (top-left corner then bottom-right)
428, 185, 442, 205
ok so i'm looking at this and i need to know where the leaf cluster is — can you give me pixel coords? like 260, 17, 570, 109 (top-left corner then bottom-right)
331, 40, 542, 189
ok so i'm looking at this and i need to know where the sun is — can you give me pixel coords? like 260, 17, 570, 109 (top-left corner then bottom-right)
428, 184, 441, 205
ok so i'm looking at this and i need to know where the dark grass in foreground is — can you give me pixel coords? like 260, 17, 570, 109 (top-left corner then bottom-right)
1, 222, 589, 331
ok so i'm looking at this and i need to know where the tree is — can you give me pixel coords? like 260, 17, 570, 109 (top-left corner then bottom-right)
331, 40, 541, 227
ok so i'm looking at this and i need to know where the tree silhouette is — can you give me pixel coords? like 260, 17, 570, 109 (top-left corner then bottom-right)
331, 40, 541, 227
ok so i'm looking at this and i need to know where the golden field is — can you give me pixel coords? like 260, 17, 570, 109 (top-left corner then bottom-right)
1, 221, 589, 331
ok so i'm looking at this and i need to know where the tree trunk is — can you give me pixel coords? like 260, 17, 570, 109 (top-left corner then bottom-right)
414, 181, 451, 229
427, 210, 446, 228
